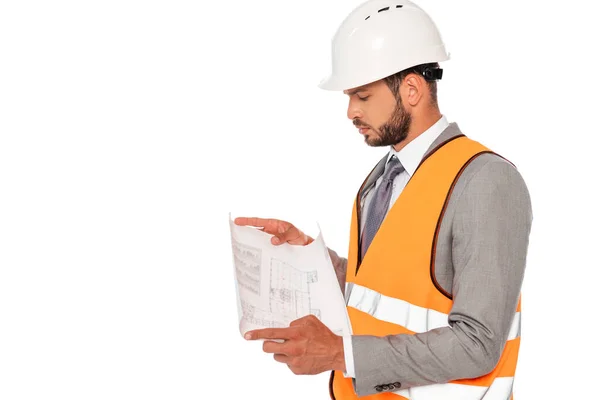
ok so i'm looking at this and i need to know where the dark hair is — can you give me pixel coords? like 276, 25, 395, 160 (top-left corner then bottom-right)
383, 62, 440, 106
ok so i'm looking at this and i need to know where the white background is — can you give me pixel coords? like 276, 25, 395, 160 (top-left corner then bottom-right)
1, 0, 598, 398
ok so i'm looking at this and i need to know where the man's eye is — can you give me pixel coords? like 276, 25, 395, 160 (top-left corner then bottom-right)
358, 95, 370, 101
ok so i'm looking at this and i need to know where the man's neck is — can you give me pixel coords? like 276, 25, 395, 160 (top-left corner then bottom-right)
393, 110, 443, 152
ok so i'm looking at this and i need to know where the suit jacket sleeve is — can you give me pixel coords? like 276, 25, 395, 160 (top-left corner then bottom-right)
348, 157, 533, 397
328, 247, 348, 295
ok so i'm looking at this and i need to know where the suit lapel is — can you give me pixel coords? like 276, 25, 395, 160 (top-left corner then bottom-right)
359, 156, 387, 199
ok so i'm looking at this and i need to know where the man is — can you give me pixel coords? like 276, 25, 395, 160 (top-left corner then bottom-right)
235, 0, 532, 398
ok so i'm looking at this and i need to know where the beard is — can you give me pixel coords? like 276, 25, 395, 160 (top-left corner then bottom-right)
355, 100, 412, 147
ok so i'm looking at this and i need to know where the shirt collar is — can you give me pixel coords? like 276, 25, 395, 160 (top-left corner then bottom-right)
386, 115, 449, 177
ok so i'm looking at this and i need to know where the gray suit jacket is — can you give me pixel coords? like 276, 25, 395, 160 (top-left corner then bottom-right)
328, 122, 533, 397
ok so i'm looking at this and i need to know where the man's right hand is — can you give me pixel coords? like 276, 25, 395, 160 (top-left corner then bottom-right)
234, 217, 314, 246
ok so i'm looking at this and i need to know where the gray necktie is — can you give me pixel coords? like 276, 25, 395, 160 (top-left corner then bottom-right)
361, 155, 405, 258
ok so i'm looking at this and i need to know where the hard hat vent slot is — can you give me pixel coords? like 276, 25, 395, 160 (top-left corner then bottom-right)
366, 5, 403, 20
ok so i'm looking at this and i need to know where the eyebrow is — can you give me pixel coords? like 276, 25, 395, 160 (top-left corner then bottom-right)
345, 88, 368, 96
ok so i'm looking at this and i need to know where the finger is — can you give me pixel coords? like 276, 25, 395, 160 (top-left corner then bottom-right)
234, 217, 268, 228
236, 217, 287, 235
262, 340, 288, 354
245, 327, 295, 341
234, 217, 308, 245
272, 225, 307, 246
273, 354, 291, 364
263, 339, 302, 357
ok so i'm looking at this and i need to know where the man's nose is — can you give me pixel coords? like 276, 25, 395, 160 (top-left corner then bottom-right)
347, 100, 362, 121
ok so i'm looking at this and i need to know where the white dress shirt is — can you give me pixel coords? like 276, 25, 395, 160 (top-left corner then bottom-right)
343, 115, 449, 378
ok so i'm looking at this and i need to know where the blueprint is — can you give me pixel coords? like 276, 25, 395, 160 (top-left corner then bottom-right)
229, 215, 352, 338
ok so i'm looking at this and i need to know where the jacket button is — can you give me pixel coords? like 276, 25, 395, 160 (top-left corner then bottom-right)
381, 385, 390, 391
393, 382, 402, 389
375, 385, 383, 392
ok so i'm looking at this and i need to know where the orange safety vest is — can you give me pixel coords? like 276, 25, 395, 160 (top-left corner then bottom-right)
329, 136, 521, 400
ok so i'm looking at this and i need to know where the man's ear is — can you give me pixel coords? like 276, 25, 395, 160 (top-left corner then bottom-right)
403, 74, 424, 107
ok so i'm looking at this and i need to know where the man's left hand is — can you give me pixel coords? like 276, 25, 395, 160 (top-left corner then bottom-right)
245, 314, 346, 375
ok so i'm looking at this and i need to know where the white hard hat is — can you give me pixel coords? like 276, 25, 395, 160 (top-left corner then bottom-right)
318, 0, 450, 91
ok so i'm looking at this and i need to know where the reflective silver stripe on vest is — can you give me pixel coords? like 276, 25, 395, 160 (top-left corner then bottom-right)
344, 282, 354, 304
347, 284, 521, 340
394, 376, 514, 400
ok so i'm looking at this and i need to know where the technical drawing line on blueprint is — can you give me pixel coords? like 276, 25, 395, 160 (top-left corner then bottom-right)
229, 214, 352, 338
269, 258, 319, 325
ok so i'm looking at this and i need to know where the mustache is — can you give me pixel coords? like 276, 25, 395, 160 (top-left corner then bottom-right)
353, 119, 371, 129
